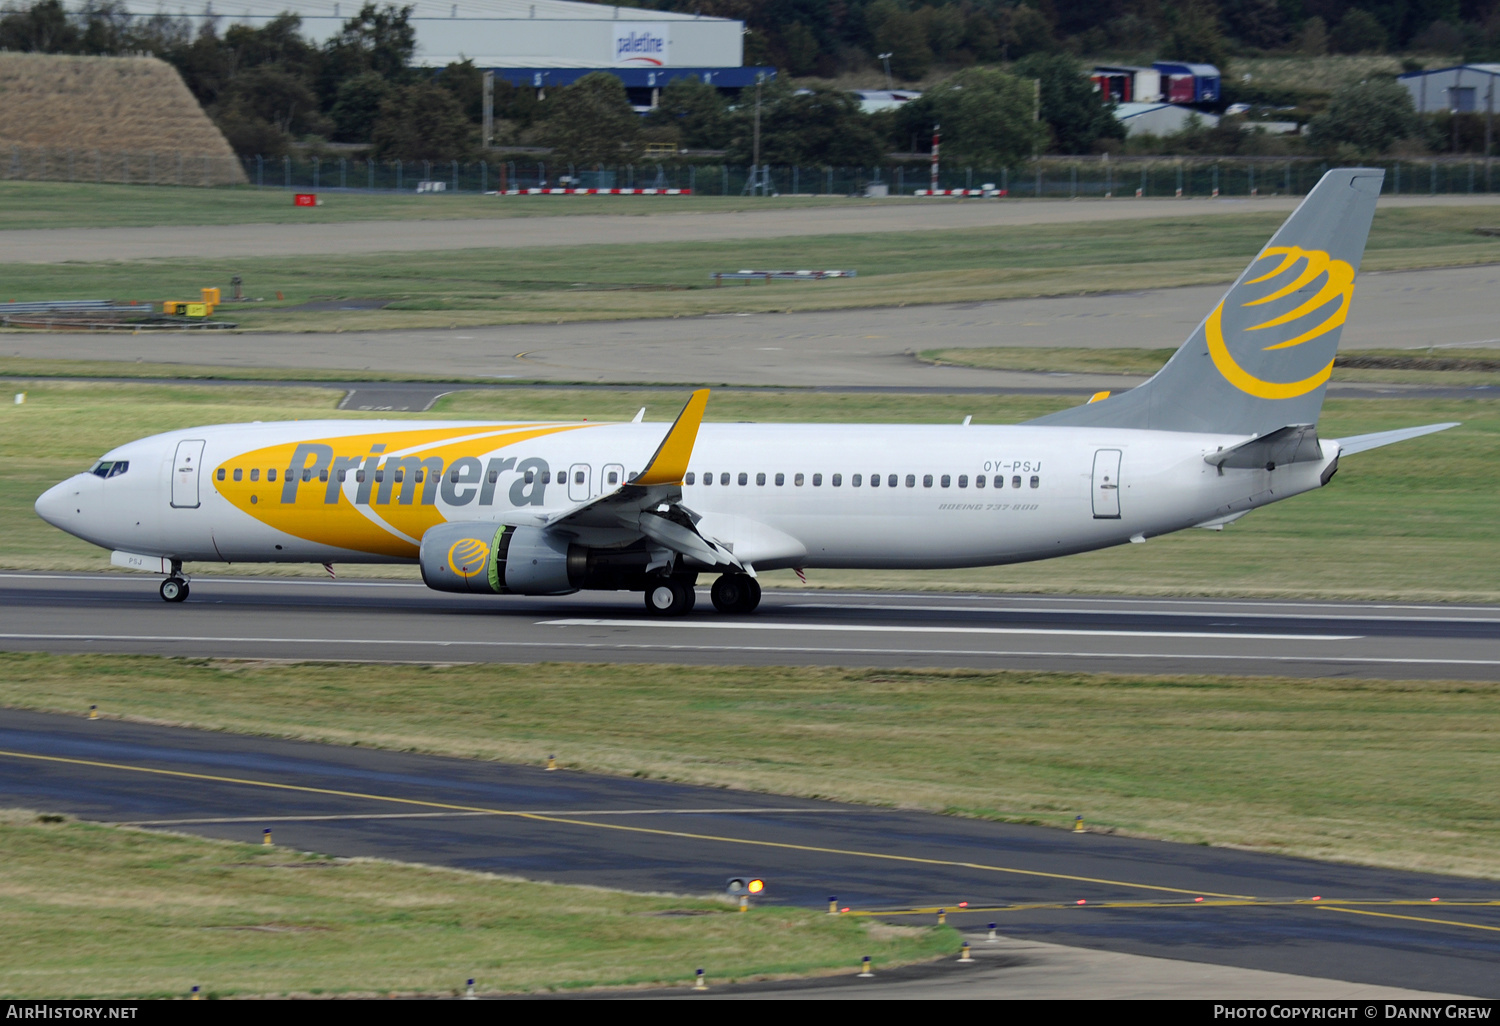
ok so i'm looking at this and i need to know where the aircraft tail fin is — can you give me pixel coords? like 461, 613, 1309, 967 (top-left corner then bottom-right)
1030, 167, 1384, 436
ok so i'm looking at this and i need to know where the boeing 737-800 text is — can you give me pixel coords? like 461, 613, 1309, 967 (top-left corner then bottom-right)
35, 169, 1456, 615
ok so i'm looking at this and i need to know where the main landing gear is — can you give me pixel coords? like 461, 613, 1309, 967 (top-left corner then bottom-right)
643, 572, 761, 616
710, 572, 760, 614
644, 576, 696, 616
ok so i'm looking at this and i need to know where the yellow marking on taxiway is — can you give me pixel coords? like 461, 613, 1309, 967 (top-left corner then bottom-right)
0, 748, 1251, 899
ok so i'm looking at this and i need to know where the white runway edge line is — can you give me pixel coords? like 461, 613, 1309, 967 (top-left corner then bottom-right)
782, 603, 1500, 626
3, 634, 1499, 667
539, 619, 1360, 642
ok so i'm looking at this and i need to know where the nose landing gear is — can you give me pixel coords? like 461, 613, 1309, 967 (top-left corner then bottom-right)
159, 560, 189, 602
710, 573, 760, 614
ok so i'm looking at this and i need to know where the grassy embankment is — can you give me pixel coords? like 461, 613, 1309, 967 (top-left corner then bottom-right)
2, 380, 1497, 601
3, 653, 1497, 880
0, 206, 1497, 332
0, 808, 951, 998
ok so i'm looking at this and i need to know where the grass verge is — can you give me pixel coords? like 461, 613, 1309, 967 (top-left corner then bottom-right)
0, 808, 952, 998
0, 207, 1496, 332
3, 653, 1496, 879
0, 180, 877, 231
3, 380, 1497, 601
919, 346, 1500, 386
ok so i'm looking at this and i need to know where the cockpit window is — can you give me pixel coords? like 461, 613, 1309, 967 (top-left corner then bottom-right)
89, 460, 129, 479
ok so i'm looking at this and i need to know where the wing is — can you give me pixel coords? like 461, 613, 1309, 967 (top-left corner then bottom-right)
529, 389, 743, 571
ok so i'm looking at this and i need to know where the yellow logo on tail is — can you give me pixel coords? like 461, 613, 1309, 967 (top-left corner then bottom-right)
447, 537, 489, 577
1207, 246, 1355, 400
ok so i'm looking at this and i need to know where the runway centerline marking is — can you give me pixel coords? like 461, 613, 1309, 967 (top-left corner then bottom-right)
0, 747, 1252, 900
538, 619, 1361, 642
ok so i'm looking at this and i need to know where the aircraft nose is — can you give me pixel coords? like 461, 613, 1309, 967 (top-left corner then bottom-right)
34, 478, 81, 528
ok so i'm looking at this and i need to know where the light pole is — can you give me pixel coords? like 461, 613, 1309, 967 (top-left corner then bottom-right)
879, 52, 893, 91
750, 72, 764, 196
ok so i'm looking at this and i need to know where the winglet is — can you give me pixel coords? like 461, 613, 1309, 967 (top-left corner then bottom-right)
631, 389, 709, 486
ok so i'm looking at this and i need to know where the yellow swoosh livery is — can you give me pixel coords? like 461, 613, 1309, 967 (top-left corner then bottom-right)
1206, 245, 1355, 401
214, 423, 589, 558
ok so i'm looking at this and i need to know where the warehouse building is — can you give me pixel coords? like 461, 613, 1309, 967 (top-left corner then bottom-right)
77, 0, 772, 104
1399, 64, 1500, 113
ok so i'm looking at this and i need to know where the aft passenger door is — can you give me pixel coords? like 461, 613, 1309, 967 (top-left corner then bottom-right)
170, 439, 206, 509
568, 463, 592, 502
1091, 449, 1122, 519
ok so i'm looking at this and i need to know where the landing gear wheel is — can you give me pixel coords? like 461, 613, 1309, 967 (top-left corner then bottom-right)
711, 573, 761, 614
644, 578, 692, 616
159, 578, 189, 603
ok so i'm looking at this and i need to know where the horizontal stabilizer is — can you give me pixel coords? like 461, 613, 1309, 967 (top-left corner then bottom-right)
1205, 424, 1323, 470
1333, 422, 1459, 456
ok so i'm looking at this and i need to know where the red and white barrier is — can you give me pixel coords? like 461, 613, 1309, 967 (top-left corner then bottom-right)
489, 188, 693, 196
914, 188, 1007, 197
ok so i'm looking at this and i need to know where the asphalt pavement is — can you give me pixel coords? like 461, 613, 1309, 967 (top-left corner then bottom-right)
6, 264, 1497, 387
3, 573, 1498, 681
1, 708, 1494, 997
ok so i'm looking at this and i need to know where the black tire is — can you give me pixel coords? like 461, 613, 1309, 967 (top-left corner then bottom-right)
159, 578, 187, 603
711, 573, 762, 614
741, 576, 761, 612
644, 578, 690, 616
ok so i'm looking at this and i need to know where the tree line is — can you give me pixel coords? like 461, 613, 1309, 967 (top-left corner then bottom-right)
641, 0, 1500, 77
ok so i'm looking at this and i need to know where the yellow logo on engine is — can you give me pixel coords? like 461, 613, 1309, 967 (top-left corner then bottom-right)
448, 537, 489, 577
1207, 246, 1356, 400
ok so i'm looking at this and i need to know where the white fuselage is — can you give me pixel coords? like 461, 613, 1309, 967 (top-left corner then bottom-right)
35, 418, 1336, 573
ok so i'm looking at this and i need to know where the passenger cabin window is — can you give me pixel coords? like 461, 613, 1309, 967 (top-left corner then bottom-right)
216, 468, 226, 481
685, 472, 695, 485
739, 472, 748, 485
905, 474, 915, 488
322, 469, 331, 482
850, 474, 859, 487
608, 470, 620, 485
542, 470, 551, 484
941, 475, 950, 488
721, 473, 730, 485
888, 474, 897, 488
251, 469, 260, 482
757, 472, 767, 486
975, 475, 985, 489
267, 469, 277, 482
1012, 475, 1022, 489
233, 468, 243, 482
958, 475, 968, 487
1031, 475, 1040, 489
702, 472, 712, 486
524, 470, 535, 484
487, 469, 499, 484
831, 474, 841, 486
774, 473, 784, 486
869, 474, 879, 488
356, 469, 366, 484
574, 470, 585, 485
923, 474, 933, 488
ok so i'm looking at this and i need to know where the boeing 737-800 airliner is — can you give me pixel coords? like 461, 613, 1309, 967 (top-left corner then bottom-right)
35, 169, 1456, 615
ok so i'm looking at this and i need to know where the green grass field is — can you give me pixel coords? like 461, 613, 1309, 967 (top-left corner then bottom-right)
3, 653, 1495, 879
0, 808, 952, 997
3, 381, 1497, 600
0, 180, 875, 230
920, 347, 1500, 386
1, 206, 1496, 332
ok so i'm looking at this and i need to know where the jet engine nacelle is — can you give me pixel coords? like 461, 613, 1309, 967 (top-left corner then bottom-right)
418, 523, 582, 595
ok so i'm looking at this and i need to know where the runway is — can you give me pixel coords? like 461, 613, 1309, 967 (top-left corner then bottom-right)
6, 264, 1497, 387
1, 708, 1495, 996
4, 573, 1500, 681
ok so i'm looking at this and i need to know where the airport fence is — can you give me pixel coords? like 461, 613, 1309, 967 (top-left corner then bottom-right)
4, 147, 1496, 197
237, 155, 1500, 197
